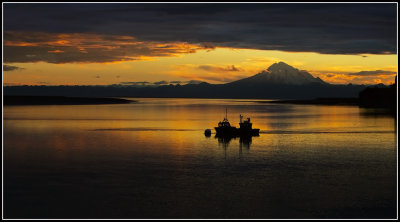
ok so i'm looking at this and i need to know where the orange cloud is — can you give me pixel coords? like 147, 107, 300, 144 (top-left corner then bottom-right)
197, 65, 242, 72
4, 31, 211, 64
311, 70, 397, 85
169, 64, 248, 83
48, 50, 64, 53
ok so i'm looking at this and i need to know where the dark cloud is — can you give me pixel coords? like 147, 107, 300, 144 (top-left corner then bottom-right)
3, 3, 397, 55
347, 70, 397, 76
198, 65, 241, 72
119, 80, 205, 86
4, 64, 24, 71
120, 81, 150, 85
186, 80, 204, 84
153, 80, 168, 85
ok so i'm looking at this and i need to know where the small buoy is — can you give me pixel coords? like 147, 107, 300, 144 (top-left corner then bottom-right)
204, 129, 212, 136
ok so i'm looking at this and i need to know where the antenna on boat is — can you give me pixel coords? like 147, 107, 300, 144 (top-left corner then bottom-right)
225, 107, 227, 120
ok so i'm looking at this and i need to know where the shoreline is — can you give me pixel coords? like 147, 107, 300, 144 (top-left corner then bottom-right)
3, 96, 134, 105
259, 98, 360, 106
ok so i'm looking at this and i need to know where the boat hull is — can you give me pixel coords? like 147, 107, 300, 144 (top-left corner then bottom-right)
215, 127, 259, 136
215, 126, 238, 136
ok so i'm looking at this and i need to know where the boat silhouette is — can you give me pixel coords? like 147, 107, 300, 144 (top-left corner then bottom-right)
214, 108, 260, 137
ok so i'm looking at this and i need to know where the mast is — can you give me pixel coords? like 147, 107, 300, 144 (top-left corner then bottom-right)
225, 107, 227, 120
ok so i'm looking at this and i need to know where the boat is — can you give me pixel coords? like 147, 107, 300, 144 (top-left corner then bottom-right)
214, 109, 259, 137
239, 115, 260, 136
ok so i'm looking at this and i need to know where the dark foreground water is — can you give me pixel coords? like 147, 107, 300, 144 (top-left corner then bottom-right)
3, 98, 397, 219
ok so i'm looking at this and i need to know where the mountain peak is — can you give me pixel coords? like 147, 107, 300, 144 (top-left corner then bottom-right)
229, 62, 327, 86
267, 62, 296, 72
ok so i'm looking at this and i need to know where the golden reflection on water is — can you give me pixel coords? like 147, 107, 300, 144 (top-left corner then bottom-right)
3, 98, 397, 218
4, 98, 395, 157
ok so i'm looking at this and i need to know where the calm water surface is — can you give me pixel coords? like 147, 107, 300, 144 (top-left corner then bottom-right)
3, 98, 397, 218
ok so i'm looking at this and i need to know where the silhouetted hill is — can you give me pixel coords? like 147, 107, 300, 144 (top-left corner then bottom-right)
262, 81, 397, 113
359, 83, 397, 109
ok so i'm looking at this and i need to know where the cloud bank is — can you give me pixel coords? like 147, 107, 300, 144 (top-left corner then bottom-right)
4, 32, 206, 63
3, 3, 397, 58
198, 65, 241, 72
119, 80, 205, 86
346, 70, 397, 76
3, 65, 24, 71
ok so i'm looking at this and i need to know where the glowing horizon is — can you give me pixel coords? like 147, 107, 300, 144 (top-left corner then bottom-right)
3, 4, 397, 86
3, 43, 397, 86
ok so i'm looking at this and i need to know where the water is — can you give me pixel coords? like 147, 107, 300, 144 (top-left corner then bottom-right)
3, 98, 397, 219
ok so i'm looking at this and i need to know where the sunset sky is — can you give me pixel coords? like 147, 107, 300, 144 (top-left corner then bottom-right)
3, 3, 398, 86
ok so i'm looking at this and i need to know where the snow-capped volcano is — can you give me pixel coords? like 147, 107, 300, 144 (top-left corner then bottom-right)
230, 62, 326, 85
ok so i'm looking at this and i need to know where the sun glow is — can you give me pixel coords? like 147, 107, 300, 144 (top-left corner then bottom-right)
3, 32, 397, 86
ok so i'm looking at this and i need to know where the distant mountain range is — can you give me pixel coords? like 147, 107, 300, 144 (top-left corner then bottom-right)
4, 62, 383, 99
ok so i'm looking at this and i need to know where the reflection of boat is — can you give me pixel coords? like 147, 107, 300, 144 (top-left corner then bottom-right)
216, 135, 234, 146
214, 109, 259, 136
216, 134, 254, 149
239, 135, 253, 149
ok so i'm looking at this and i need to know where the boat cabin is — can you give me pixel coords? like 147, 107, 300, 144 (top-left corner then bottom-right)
218, 118, 231, 127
